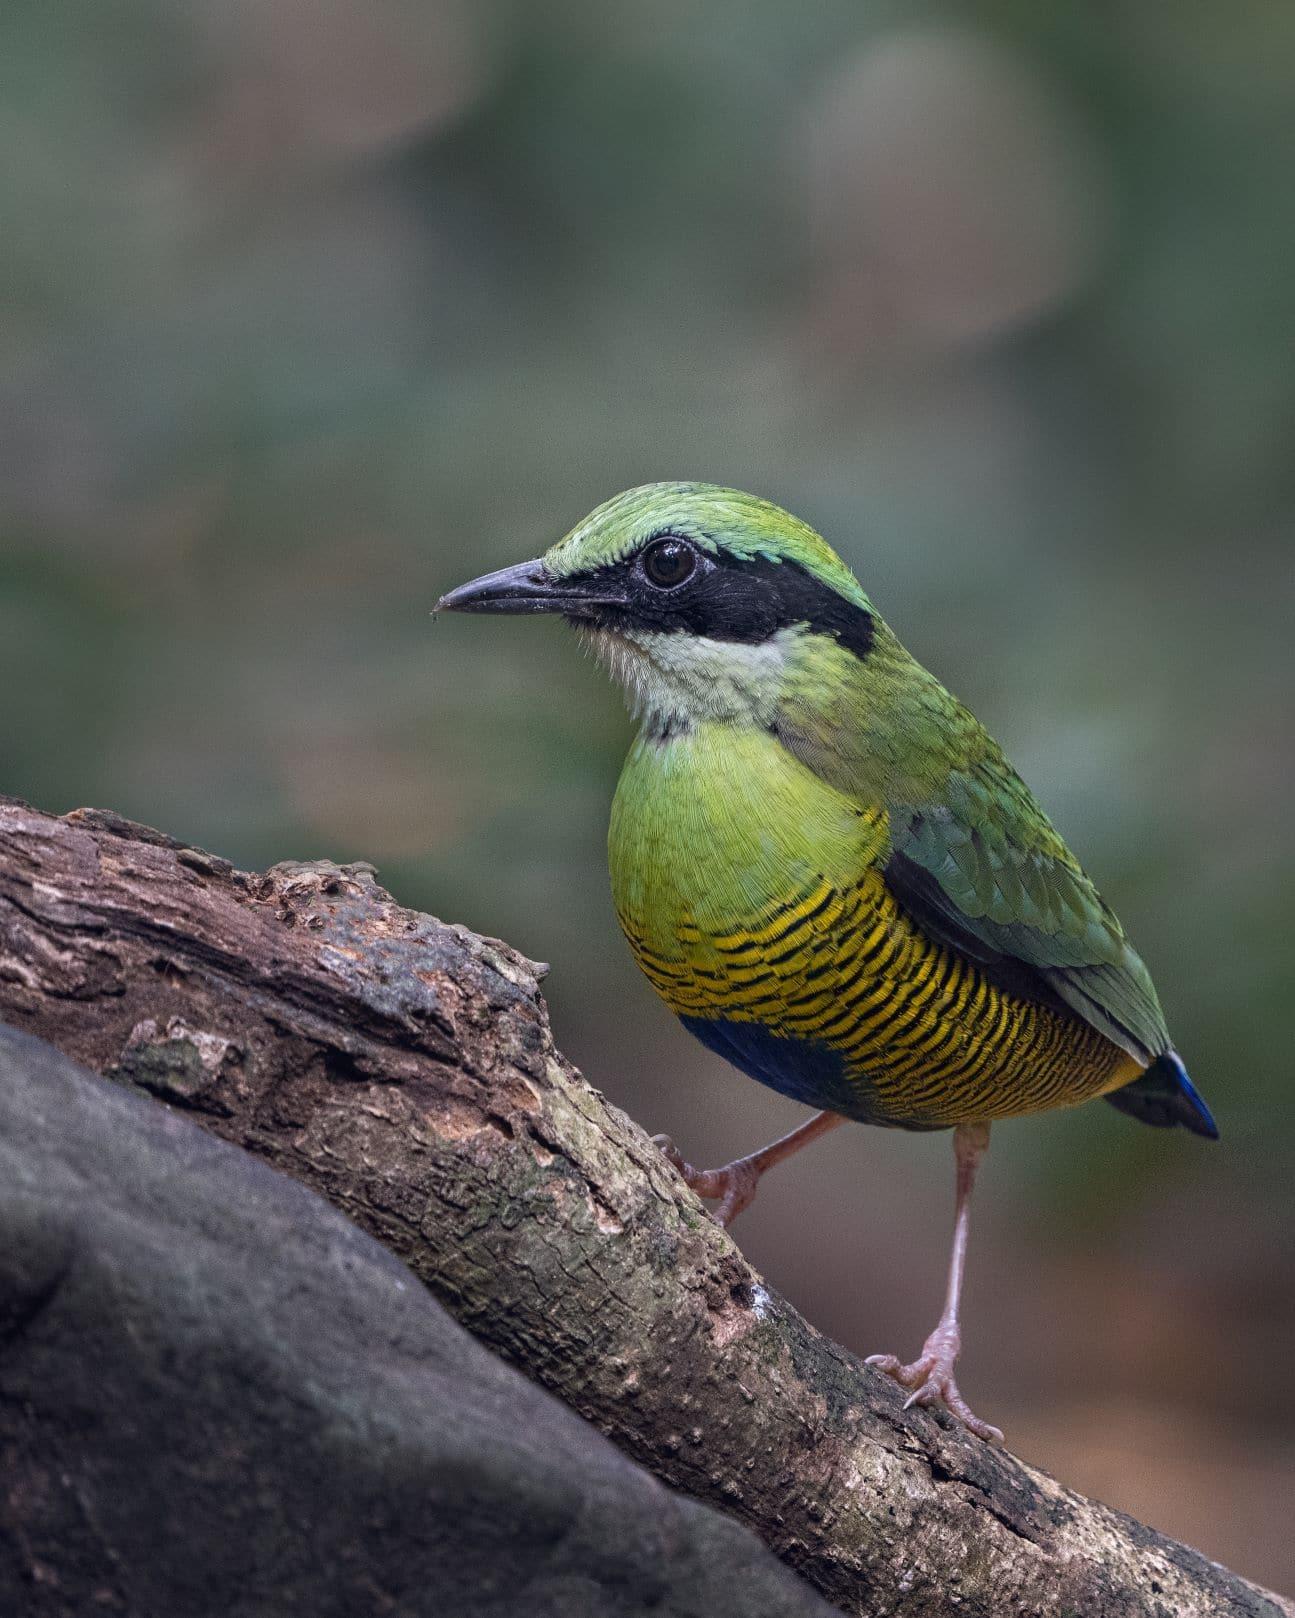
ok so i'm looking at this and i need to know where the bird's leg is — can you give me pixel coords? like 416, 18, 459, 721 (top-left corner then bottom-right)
653, 1110, 846, 1228
866, 1121, 1003, 1444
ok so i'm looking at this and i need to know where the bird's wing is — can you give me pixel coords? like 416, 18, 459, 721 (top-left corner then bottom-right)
882, 756, 1169, 1065
774, 649, 1170, 1066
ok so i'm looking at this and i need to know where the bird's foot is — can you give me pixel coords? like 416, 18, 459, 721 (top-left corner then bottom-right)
866, 1325, 1003, 1444
651, 1135, 761, 1228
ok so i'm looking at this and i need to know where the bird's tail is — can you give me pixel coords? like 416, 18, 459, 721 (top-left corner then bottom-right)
1104, 1051, 1219, 1138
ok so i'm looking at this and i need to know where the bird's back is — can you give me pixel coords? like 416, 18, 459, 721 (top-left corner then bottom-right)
610, 722, 1142, 1129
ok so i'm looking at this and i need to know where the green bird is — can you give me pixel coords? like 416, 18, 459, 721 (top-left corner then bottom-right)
438, 482, 1216, 1441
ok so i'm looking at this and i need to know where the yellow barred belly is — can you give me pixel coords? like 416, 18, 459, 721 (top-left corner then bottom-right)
616, 868, 1143, 1127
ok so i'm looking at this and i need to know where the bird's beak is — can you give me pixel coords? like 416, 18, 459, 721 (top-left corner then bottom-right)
436, 558, 618, 618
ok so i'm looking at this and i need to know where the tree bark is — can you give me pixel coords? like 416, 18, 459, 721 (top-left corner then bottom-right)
0, 796, 1287, 1618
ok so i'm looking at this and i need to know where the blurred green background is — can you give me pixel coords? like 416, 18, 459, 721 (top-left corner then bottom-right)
2, 0, 1292, 1589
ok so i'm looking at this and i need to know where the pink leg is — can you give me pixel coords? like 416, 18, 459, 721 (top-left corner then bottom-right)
654, 1110, 846, 1228
866, 1122, 1003, 1444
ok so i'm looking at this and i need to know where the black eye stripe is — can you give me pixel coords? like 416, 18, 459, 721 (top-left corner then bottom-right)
571, 547, 874, 660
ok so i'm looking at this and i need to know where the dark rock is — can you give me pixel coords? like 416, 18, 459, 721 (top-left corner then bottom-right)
0, 1024, 832, 1618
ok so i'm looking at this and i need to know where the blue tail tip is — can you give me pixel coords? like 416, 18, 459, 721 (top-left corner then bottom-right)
1105, 1051, 1219, 1139
1168, 1055, 1220, 1140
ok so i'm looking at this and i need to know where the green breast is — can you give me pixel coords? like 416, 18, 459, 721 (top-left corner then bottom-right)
610, 724, 884, 951
609, 723, 1139, 1127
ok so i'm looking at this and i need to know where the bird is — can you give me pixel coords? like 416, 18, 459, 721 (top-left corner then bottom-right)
437, 481, 1217, 1442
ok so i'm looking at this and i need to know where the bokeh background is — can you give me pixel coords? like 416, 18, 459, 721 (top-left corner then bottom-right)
2, 0, 1293, 1590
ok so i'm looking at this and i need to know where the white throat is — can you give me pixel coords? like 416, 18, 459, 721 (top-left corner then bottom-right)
580, 625, 793, 733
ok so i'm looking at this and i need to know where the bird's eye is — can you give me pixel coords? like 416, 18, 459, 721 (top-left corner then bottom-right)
641, 537, 696, 589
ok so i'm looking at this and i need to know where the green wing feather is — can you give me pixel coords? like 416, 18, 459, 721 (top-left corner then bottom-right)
884, 763, 1169, 1065
775, 631, 1170, 1067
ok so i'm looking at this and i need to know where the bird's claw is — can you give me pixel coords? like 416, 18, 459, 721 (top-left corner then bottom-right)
650, 1134, 760, 1228
651, 1133, 688, 1174
866, 1341, 1003, 1444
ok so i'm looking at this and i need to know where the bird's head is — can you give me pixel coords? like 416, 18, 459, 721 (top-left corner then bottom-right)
437, 482, 877, 733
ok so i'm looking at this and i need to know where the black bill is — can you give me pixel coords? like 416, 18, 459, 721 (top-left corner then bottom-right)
436, 559, 622, 618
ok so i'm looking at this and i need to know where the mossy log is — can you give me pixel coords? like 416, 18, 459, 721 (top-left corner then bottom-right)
0, 796, 1288, 1618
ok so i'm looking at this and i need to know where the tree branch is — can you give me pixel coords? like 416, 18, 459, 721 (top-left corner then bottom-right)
0, 797, 1287, 1618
